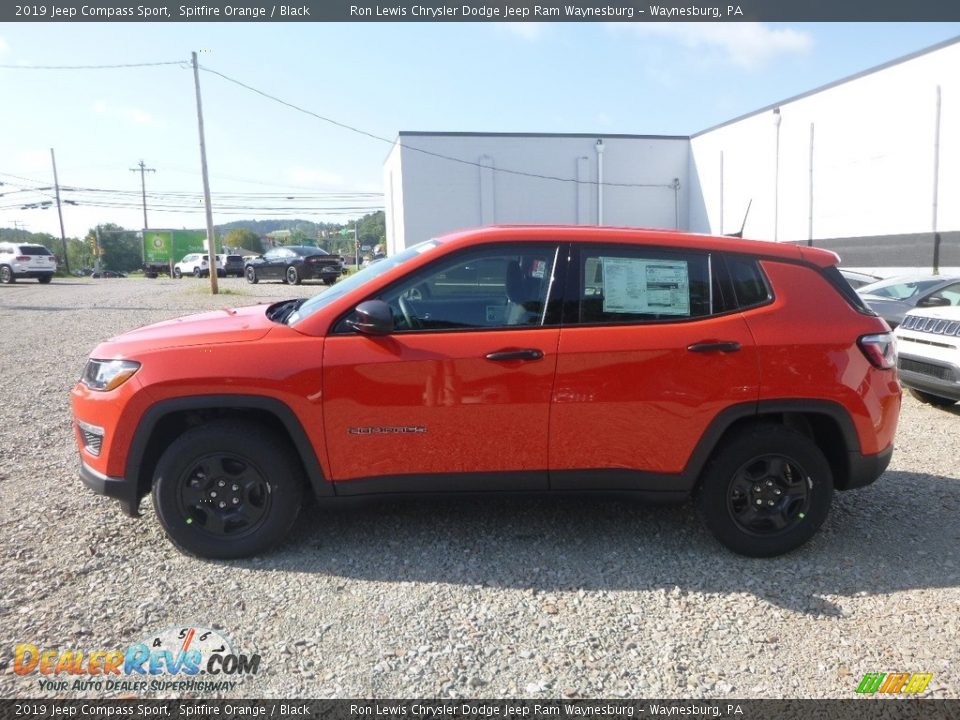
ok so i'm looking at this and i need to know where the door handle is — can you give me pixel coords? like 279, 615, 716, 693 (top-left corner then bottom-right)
687, 341, 741, 353
485, 348, 544, 362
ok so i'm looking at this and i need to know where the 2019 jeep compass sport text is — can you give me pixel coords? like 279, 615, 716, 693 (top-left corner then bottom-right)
71, 226, 901, 559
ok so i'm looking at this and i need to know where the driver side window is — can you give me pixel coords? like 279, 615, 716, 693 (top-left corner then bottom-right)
380, 244, 559, 332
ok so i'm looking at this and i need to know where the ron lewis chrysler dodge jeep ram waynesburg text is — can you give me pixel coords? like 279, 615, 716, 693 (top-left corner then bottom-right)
71, 226, 901, 559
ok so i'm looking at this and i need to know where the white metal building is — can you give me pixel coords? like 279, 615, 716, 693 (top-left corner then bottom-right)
383, 36, 960, 266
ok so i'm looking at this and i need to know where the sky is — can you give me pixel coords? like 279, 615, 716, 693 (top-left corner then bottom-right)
1, 21, 959, 239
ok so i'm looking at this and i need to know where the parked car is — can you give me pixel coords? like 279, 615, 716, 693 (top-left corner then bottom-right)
895, 306, 960, 407
0, 241, 57, 284
245, 246, 343, 285
173, 253, 211, 279
91, 270, 127, 279
857, 273, 960, 328
218, 254, 245, 278
72, 226, 900, 559
839, 269, 882, 289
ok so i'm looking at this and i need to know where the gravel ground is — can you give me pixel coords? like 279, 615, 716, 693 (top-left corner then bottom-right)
0, 276, 958, 700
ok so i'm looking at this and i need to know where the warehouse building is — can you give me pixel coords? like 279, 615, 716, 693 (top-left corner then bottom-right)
383, 36, 960, 268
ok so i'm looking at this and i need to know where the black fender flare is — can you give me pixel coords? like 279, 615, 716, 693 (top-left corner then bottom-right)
126, 394, 331, 504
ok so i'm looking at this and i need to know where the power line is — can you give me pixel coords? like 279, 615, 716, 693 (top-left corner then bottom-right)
0, 60, 187, 70
200, 64, 674, 190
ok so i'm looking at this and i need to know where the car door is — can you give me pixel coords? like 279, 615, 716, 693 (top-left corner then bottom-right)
322, 242, 564, 492
549, 244, 760, 490
261, 249, 285, 279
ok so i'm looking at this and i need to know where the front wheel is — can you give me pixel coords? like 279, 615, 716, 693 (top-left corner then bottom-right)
908, 388, 957, 407
285, 266, 301, 285
697, 425, 833, 557
152, 420, 303, 559
173, 268, 183, 279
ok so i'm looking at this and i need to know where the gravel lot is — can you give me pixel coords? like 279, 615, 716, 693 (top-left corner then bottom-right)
0, 276, 958, 700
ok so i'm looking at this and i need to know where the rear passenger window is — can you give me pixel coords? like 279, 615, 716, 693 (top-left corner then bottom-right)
578, 247, 711, 323
726, 256, 770, 308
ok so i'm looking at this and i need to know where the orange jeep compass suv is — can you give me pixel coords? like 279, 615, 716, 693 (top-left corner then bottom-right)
71, 226, 900, 559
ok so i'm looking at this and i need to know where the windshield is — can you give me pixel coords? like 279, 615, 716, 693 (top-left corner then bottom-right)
859, 277, 945, 300
288, 240, 440, 325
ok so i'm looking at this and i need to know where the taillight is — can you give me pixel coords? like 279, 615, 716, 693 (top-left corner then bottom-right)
858, 333, 897, 369
16, 256, 29, 262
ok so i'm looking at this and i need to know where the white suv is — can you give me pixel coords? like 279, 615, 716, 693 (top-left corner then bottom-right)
173, 253, 212, 278
895, 306, 960, 406
0, 242, 57, 284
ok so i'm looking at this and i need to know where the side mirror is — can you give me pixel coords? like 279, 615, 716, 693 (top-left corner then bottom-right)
348, 300, 394, 335
919, 295, 951, 308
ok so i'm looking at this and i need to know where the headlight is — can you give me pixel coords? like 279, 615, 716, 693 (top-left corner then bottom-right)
81, 359, 141, 391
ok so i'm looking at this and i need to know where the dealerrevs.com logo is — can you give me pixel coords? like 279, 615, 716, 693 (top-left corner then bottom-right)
856, 672, 933, 694
14, 626, 261, 693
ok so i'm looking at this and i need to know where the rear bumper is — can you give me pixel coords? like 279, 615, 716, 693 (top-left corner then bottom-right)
840, 445, 893, 491
79, 460, 141, 517
15, 269, 55, 278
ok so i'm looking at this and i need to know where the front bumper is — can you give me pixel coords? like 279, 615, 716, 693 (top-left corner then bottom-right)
897, 357, 960, 401
79, 461, 141, 517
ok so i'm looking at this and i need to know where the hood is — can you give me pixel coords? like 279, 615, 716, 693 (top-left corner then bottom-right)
901, 305, 960, 322
91, 304, 275, 358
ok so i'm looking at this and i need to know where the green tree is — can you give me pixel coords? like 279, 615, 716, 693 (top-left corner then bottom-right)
86, 224, 141, 272
224, 228, 263, 254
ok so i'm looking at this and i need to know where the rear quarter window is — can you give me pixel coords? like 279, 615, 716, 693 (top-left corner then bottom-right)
726, 255, 771, 309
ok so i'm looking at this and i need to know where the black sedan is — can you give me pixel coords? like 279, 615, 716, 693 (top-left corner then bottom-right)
244, 246, 344, 286
857, 273, 960, 328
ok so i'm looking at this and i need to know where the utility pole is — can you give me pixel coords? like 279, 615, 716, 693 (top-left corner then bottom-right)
192, 51, 218, 294
50, 148, 71, 274
932, 85, 942, 275
129, 160, 156, 230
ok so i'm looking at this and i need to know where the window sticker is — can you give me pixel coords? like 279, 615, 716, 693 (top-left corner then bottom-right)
600, 257, 690, 316
530, 259, 547, 279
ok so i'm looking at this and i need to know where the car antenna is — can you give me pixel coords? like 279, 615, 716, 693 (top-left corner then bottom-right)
726, 199, 752, 238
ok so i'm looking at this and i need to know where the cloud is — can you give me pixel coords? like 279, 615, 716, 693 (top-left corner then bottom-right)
0, 37, 8, 56
612, 22, 812, 69
502, 23, 546, 41
288, 166, 346, 187
92, 101, 157, 126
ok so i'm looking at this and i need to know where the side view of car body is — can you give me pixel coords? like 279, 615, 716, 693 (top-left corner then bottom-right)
0, 241, 57, 284
71, 226, 900, 560
173, 253, 211, 279
857, 273, 960, 328
244, 246, 344, 285
895, 306, 960, 407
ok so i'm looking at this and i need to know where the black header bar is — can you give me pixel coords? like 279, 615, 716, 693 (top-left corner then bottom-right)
4, 1, 960, 23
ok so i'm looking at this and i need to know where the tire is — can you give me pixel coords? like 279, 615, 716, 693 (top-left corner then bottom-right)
151, 419, 304, 559
1, 265, 14, 284
696, 425, 833, 557
908, 388, 957, 407
173, 268, 183, 279
217, 269, 225, 278
246, 266, 258, 284
37, 275, 52, 284
323, 277, 335, 286
193, 267, 202, 278
285, 266, 301, 285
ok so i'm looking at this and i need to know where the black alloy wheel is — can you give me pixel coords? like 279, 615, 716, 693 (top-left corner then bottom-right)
152, 419, 303, 558
697, 425, 833, 557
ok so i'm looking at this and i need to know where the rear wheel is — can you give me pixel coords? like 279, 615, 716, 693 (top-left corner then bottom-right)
909, 388, 957, 407
1, 265, 14, 284
286, 266, 300, 285
697, 425, 833, 557
152, 420, 303, 559
193, 267, 202, 278
37, 275, 52, 284
246, 266, 258, 284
